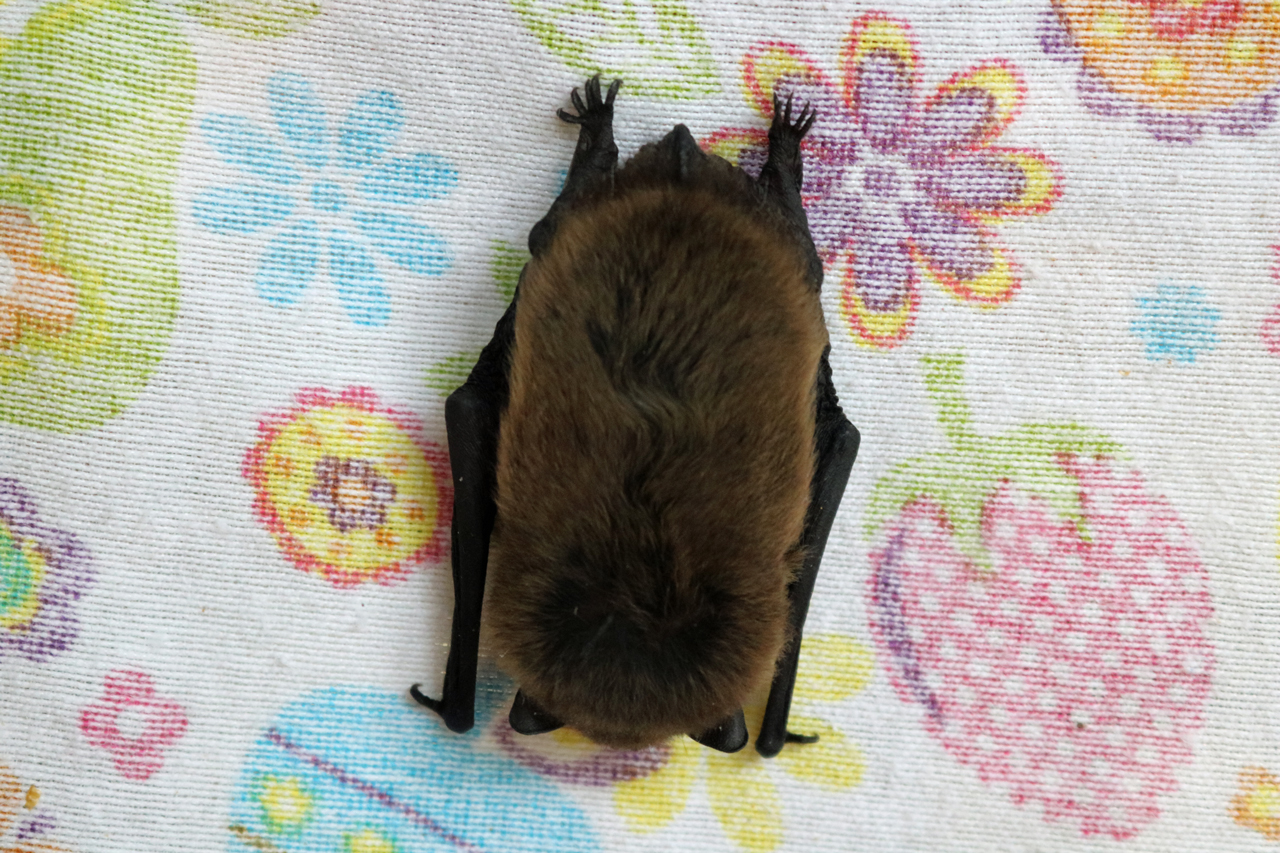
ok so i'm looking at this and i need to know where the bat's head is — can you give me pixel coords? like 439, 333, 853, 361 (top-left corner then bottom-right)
488, 502, 799, 750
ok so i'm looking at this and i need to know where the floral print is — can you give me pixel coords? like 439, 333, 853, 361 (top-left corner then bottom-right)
193, 71, 456, 325
1044, 0, 1280, 141
0, 479, 93, 663
0, 763, 71, 852
244, 388, 451, 587
0, 201, 77, 346
1131, 280, 1221, 363
1232, 766, 1280, 840
706, 13, 1060, 348
79, 670, 189, 782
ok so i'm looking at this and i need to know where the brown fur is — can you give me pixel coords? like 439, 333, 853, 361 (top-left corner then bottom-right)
487, 146, 828, 749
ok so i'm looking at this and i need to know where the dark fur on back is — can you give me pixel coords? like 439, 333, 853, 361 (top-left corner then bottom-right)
487, 137, 828, 749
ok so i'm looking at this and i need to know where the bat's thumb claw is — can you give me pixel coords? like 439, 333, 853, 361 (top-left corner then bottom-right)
409, 683, 444, 712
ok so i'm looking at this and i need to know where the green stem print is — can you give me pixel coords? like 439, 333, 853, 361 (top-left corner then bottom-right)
511, 0, 718, 98
425, 240, 526, 396
182, 0, 322, 39
0, 0, 196, 431
866, 354, 1121, 570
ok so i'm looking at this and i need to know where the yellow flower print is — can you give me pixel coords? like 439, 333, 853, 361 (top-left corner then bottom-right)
612, 634, 873, 852
244, 388, 451, 587
1232, 766, 1280, 840
253, 774, 315, 835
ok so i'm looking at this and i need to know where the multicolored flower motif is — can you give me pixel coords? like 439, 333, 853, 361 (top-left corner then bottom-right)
0, 763, 71, 852
1232, 766, 1280, 840
244, 387, 451, 587
498, 633, 873, 852
1131, 280, 1221, 363
193, 71, 456, 326
0, 478, 93, 663
1044, 0, 1280, 141
705, 13, 1061, 348
0, 202, 77, 347
228, 685, 598, 852
79, 669, 188, 782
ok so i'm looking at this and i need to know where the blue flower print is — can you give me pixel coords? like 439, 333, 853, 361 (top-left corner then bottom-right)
193, 72, 457, 326
1131, 281, 1221, 365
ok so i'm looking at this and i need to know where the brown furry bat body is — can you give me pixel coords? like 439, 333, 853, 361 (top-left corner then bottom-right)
487, 136, 829, 749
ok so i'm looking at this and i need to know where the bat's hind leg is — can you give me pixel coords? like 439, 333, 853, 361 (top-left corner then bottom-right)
757, 92, 823, 288
528, 74, 622, 257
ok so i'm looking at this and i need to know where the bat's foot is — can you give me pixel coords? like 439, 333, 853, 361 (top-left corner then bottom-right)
509, 689, 564, 735
409, 683, 443, 713
690, 708, 748, 753
769, 90, 816, 142
557, 74, 622, 133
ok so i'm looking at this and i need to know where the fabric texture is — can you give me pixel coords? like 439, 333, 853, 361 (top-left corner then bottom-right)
0, 0, 1278, 849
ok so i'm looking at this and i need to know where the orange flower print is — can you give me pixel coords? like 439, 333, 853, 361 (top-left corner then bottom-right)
0, 203, 76, 346
0, 763, 72, 852
1045, 0, 1280, 140
706, 13, 1060, 349
244, 388, 451, 587
1232, 766, 1280, 840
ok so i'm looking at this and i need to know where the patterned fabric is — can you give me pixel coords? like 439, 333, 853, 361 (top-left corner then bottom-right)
0, 1, 1276, 850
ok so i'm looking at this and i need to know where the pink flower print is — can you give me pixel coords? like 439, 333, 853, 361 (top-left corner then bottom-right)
80, 670, 188, 781
706, 13, 1061, 348
1259, 245, 1280, 355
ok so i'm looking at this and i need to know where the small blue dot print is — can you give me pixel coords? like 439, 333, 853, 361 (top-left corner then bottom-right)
193, 72, 457, 327
1131, 281, 1221, 364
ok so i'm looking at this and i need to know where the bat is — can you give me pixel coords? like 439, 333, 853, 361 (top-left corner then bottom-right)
412, 75, 859, 756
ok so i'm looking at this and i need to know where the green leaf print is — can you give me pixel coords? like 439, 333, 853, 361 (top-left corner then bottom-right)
511, 0, 719, 98
866, 354, 1122, 570
182, 0, 322, 39
0, 0, 196, 431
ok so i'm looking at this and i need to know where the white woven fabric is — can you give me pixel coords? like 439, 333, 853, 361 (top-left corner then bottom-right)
2, 0, 1279, 850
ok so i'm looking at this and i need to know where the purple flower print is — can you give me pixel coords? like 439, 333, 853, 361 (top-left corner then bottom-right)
705, 12, 1061, 348
308, 456, 397, 534
0, 478, 94, 663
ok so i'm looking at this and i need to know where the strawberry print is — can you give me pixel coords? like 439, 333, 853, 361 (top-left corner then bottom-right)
867, 354, 1213, 840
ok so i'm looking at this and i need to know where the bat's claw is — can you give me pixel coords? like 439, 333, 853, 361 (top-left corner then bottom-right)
784, 730, 820, 745
770, 90, 816, 140
409, 683, 444, 713
557, 73, 623, 127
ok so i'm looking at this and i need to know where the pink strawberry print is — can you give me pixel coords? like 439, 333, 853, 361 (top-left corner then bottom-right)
868, 354, 1213, 840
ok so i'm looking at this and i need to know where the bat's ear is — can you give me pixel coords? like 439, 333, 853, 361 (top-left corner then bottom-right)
509, 688, 564, 735
689, 708, 748, 753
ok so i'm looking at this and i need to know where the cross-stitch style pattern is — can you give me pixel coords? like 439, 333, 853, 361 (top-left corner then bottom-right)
244, 388, 451, 588
510, 0, 718, 97
79, 670, 189, 782
868, 355, 1213, 840
226, 685, 598, 852
0, 763, 71, 852
0, 479, 93, 664
1232, 766, 1280, 841
1044, 0, 1280, 141
3, 1, 1277, 849
0, 0, 195, 430
1131, 280, 1222, 363
497, 634, 871, 852
194, 72, 456, 326
705, 12, 1060, 348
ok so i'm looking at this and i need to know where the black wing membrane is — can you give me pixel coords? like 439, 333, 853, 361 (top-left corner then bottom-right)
756, 349, 859, 757
410, 297, 515, 732
411, 76, 620, 732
